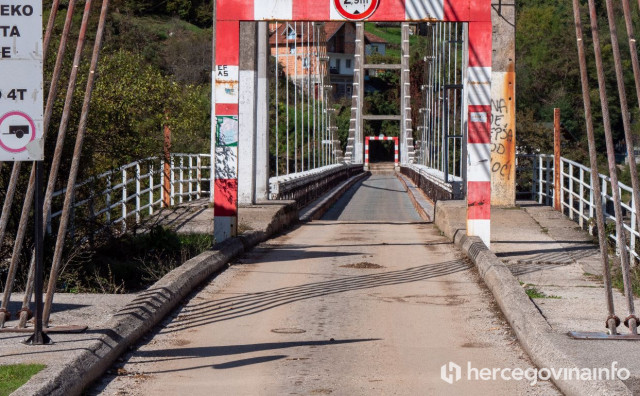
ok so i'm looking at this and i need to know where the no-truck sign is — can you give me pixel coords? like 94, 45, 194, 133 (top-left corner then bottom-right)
0, 0, 43, 161
333, 0, 380, 20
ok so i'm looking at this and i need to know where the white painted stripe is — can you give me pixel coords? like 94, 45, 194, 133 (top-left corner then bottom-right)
215, 147, 238, 179
468, 66, 491, 106
255, 0, 293, 20
467, 143, 491, 182
214, 215, 236, 244
467, 219, 491, 248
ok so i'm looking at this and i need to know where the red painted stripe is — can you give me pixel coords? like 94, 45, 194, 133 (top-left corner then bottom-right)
468, 105, 491, 144
468, 22, 491, 67
214, 179, 238, 217
216, 21, 240, 65
444, 0, 470, 21
293, 2, 329, 20
217, 0, 254, 20
370, 0, 406, 21
467, 181, 491, 219
216, 103, 239, 115
469, 0, 491, 22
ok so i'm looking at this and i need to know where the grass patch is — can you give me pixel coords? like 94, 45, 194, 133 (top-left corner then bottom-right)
611, 266, 640, 298
523, 284, 561, 299
0, 364, 46, 396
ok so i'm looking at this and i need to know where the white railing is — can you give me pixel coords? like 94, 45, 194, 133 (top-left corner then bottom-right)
48, 153, 211, 235
520, 154, 639, 262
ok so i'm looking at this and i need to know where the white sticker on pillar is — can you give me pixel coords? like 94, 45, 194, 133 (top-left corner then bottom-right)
215, 65, 239, 104
255, 0, 293, 20
468, 67, 491, 106
405, 0, 444, 21
470, 112, 488, 123
467, 143, 491, 182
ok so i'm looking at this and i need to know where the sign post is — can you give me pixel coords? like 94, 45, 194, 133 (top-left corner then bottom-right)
0, 0, 48, 344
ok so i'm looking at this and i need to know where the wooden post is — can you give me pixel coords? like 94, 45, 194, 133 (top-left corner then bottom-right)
554, 108, 562, 211
163, 112, 171, 208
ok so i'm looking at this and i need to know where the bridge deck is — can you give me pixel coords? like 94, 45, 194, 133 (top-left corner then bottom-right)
92, 175, 558, 395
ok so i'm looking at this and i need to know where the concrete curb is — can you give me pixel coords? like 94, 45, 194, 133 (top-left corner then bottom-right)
17, 171, 368, 396
434, 201, 631, 396
299, 171, 369, 222
395, 172, 433, 221
15, 202, 298, 396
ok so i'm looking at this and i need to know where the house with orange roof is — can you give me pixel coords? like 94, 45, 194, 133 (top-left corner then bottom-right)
269, 22, 387, 99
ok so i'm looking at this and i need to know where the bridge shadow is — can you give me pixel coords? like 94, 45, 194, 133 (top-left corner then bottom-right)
128, 339, 379, 370
161, 259, 470, 334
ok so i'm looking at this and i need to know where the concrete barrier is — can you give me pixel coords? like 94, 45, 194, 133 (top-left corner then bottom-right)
434, 200, 631, 396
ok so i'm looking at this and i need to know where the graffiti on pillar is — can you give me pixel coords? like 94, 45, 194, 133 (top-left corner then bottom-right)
490, 97, 514, 180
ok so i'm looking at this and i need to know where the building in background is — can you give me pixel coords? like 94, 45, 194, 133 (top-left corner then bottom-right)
269, 22, 387, 99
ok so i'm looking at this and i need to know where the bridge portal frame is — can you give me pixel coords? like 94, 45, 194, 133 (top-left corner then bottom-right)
365, 136, 399, 169
213, 0, 493, 247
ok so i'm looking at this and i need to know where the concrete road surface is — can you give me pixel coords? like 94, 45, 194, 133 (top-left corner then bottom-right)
91, 175, 558, 395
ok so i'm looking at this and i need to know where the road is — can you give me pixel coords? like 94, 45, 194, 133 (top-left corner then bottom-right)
91, 174, 559, 395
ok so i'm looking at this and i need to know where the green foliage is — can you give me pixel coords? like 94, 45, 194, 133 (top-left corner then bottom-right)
516, 0, 640, 162
0, 364, 46, 396
58, 226, 213, 293
111, 0, 213, 27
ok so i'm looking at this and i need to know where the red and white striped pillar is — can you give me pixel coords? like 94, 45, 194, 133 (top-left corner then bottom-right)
213, 20, 240, 243
393, 137, 399, 167
466, 20, 492, 247
364, 136, 370, 168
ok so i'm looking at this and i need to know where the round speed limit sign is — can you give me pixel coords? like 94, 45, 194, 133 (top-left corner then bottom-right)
333, 0, 380, 20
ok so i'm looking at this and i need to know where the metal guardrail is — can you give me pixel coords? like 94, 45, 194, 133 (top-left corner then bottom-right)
55, 157, 366, 236
48, 154, 212, 235
518, 154, 640, 262
269, 163, 364, 208
400, 164, 463, 202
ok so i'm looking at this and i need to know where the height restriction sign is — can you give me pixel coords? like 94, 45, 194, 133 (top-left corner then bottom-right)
333, 0, 380, 20
0, 0, 43, 161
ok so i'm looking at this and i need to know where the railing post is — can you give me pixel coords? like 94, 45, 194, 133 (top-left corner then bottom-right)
149, 164, 154, 215
569, 163, 574, 219
632, 194, 637, 266
122, 168, 127, 232
579, 167, 585, 228
545, 156, 552, 206
197, 155, 202, 200
188, 155, 194, 201
602, 177, 608, 226
589, 177, 595, 234
170, 156, 175, 207
163, 117, 172, 208
538, 155, 544, 204
179, 156, 184, 204
106, 177, 111, 224
554, 108, 562, 211
135, 163, 141, 224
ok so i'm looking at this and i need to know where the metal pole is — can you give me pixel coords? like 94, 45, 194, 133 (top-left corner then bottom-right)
554, 108, 562, 212
572, 0, 620, 334
24, 162, 51, 345
44, 0, 111, 326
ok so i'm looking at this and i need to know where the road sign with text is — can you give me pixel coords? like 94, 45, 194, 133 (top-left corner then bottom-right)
0, 0, 43, 161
